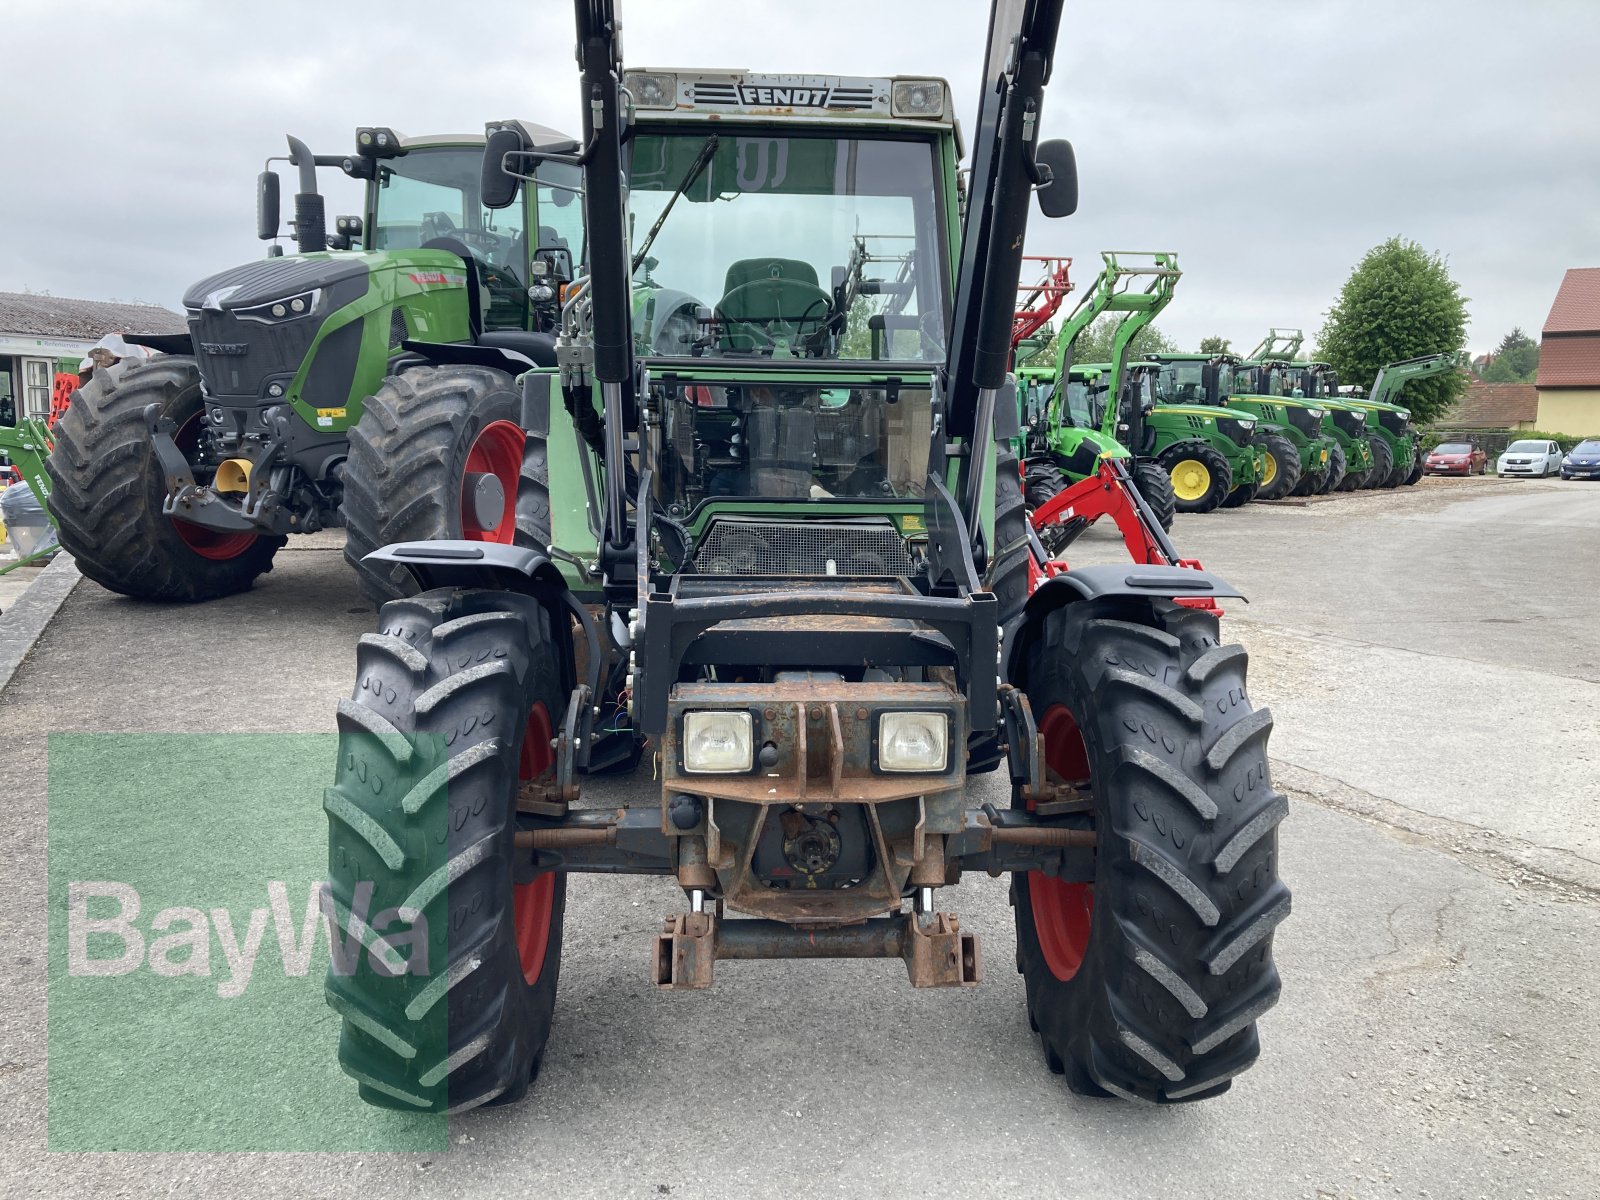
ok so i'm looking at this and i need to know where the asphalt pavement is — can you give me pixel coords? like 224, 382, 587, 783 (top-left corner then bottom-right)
1, 476, 1597, 1199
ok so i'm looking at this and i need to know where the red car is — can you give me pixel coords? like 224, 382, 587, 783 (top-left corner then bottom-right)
1423, 441, 1487, 476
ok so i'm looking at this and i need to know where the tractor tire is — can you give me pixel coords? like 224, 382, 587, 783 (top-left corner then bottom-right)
1024, 459, 1071, 510
1335, 457, 1366, 491
1132, 462, 1177, 533
1158, 444, 1232, 515
1254, 433, 1300, 500
1288, 462, 1324, 497
324, 587, 569, 1113
1403, 458, 1424, 486
1380, 451, 1411, 489
342, 365, 551, 604
44, 356, 284, 602
1013, 598, 1288, 1102
1026, 458, 1089, 558
1219, 479, 1260, 508
1317, 441, 1347, 494
1361, 435, 1393, 490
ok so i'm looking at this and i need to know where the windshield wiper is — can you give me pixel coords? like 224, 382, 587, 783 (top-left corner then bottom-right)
631, 134, 718, 276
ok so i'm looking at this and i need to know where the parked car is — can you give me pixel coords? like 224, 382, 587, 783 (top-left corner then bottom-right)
1559, 438, 1600, 480
1423, 441, 1488, 476
1496, 439, 1565, 477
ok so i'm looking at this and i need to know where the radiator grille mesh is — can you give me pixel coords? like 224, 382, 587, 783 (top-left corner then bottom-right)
694, 519, 914, 577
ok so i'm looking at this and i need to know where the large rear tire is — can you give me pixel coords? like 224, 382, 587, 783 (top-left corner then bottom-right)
1132, 462, 1177, 532
44, 356, 284, 602
324, 588, 569, 1112
1158, 443, 1232, 514
1013, 599, 1288, 1102
342, 365, 551, 603
1254, 433, 1300, 500
1361, 435, 1393, 491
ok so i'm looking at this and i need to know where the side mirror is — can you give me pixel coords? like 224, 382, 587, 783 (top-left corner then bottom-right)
1033, 138, 1078, 218
481, 126, 528, 210
257, 170, 280, 240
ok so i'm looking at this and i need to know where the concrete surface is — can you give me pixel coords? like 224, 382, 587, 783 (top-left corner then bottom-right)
2, 478, 1598, 1198
0, 555, 78, 695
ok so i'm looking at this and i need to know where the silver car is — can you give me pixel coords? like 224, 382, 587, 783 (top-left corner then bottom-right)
1496, 439, 1565, 477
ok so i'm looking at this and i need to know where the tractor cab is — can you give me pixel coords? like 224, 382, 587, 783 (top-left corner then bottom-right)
356, 127, 585, 339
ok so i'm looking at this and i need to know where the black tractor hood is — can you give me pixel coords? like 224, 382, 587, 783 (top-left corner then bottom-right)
182, 255, 371, 312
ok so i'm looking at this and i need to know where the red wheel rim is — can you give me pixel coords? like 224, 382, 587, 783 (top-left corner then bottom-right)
1029, 704, 1095, 982
513, 701, 556, 985
461, 420, 525, 545
170, 413, 258, 561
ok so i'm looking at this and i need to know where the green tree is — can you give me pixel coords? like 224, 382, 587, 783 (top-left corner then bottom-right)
1317, 237, 1468, 423
1199, 334, 1232, 354
1481, 327, 1539, 383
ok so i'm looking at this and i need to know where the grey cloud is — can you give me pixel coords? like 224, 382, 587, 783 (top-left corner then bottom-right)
0, 0, 1593, 355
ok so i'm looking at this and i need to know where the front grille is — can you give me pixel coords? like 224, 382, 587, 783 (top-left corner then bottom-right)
1216, 416, 1253, 446
1332, 409, 1365, 437
1285, 406, 1319, 436
694, 518, 914, 578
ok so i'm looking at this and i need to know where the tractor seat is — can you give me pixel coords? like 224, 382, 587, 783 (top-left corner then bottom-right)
716, 258, 831, 352
476, 329, 559, 368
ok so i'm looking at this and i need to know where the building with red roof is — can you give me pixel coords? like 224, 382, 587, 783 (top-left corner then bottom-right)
1535, 268, 1600, 434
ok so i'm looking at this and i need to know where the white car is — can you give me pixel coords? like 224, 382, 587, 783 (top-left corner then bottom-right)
1496, 439, 1565, 477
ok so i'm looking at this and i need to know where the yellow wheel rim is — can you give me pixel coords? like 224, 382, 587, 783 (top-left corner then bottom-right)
1261, 453, 1278, 486
1170, 459, 1212, 502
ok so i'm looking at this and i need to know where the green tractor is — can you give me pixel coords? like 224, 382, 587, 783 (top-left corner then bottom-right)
1017, 251, 1181, 529
320, 0, 1286, 1113
1020, 253, 1267, 518
46, 123, 584, 602
1342, 352, 1461, 487
1144, 351, 1326, 500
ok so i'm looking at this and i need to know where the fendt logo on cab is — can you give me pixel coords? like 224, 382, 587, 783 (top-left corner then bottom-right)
737, 84, 831, 107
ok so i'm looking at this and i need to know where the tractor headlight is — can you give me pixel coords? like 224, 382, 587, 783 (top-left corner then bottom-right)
232, 289, 321, 324
626, 72, 678, 110
891, 79, 945, 119
682, 711, 753, 774
878, 711, 949, 773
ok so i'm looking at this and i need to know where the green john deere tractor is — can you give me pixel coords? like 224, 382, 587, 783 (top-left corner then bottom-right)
46, 123, 585, 602
1342, 352, 1461, 487
1144, 351, 1328, 500
320, 0, 1286, 1113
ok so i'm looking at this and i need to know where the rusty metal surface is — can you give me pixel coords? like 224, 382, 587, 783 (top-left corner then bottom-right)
653, 912, 715, 990
650, 910, 982, 990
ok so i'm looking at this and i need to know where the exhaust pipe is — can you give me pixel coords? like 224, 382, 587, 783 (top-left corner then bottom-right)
214, 458, 252, 495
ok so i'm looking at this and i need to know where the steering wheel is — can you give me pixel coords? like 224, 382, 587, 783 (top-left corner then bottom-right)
715, 278, 834, 354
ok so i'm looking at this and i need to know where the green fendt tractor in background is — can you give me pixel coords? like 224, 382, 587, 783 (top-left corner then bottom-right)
321, 0, 1286, 1113
46, 123, 584, 602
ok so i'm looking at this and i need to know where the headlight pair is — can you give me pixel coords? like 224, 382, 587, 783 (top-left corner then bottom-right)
680, 709, 949, 774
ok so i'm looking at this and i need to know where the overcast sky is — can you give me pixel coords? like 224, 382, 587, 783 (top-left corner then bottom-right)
2, 0, 1595, 356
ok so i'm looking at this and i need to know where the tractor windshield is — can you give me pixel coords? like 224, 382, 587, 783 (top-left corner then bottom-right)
371, 145, 532, 328
627, 130, 948, 363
